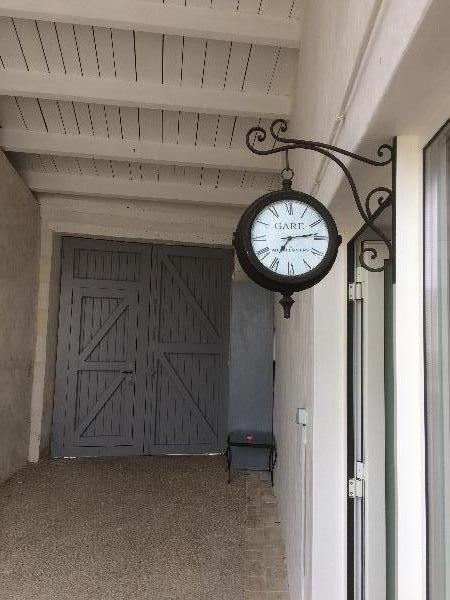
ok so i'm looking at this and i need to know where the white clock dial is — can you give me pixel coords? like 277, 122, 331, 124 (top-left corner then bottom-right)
250, 199, 330, 277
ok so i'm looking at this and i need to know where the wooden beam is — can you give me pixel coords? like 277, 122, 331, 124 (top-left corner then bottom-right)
22, 171, 262, 207
0, 70, 290, 119
0, 0, 300, 48
0, 129, 281, 173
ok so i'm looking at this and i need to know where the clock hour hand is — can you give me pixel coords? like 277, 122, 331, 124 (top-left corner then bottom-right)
279, 236, 292, 252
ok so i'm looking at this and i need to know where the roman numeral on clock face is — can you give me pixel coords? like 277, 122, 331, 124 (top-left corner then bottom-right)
270, 257, 280, 271
287, 262, 295, 275
310, 219, 322, 227
268, 206, 279, 218
252, 235, 267, 242
314, 235, 327, 240
311, 248, 324, 257
257, 247, 270, 259
285, 203, 293, 216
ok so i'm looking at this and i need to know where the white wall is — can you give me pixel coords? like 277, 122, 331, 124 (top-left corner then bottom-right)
394, 137, 426, 600
29, 194, 241, 460
273, 1, 436, 600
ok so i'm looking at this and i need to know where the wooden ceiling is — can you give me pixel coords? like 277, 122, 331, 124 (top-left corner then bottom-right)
0, 0, 300, 206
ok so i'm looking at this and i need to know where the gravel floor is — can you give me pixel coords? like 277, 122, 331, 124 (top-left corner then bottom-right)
0, 455, 247, 600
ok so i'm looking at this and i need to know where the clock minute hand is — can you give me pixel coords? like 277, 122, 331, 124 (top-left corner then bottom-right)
280, 234, 315, 240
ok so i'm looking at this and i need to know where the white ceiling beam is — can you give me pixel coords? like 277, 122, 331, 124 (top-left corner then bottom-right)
22, 172, 262, 207
0, 129, 281, 173
0, 0, 300, 48
0, 70, 290, 119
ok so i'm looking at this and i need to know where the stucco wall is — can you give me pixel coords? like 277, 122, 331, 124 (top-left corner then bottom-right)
273, 1, 433, 600
0, 151, 40, 481
30, 194, 242, 460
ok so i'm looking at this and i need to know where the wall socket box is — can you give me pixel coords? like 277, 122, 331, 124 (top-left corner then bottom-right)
296, 408, 308, 426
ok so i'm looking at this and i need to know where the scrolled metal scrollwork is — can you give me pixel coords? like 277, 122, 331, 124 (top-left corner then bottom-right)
245, 118, 395, 274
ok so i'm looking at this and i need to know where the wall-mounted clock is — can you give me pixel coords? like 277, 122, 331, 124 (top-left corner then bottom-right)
233, 181, 342, 317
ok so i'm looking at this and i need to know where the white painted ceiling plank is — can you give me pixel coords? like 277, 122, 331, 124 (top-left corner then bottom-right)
183, 165, 202, 186
163, 35, 183, 86
36, 21, 66, 74
0, 128, 281, 171
15, 97, 47, 131
268, 47, 297, 95
202, 39, 230, 90
196, 113, 219, 147
230, 117, 257, 149
111, 29, 136, 82
0, 0, 300, 47
103, 105, 122, 139
111, 160, 131, 180
140, 163, 159, 182
223, 42, 251, 92
93, 27, 116, 79
182, 37, 207, 88
187, 0, 210, 9
157, 164, 177, 184
73, 24, 99, 77
0, 96, 26, 128
178, 112, 199, 147
11, 18, 48, 72
243, 44, 280, 93
0, 70, 291, 117
88, 104, 109, 138
139, 108, 163, 142
162, 111, 180, 145
54, 23, 82, 76
0, 16, 27, 70
22, 170, 263, 206
129, 162, 143, 181
134, 31, 162, 83
214, 116, 236, 148
212, 0, 238, 11
237, 0, 263, 16
260, 0, 296, 19
201, 167, 220, 187
38, 99, 65, 134
218, 170, 245, 188
120, 107, 140, 141
39, 153, 57, 173
73, 102, 93, 135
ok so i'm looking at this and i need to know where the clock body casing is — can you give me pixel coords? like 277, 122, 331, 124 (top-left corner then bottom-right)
233, 186, 342, 294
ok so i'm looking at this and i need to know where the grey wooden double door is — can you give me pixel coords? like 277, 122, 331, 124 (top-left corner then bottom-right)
52, 237, 232, 458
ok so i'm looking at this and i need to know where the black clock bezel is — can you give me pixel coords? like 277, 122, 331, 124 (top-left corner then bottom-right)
233, 187, 342, 293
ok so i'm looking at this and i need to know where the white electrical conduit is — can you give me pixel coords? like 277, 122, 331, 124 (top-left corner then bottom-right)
300, 422, 307, 600
310, 0, 386, 196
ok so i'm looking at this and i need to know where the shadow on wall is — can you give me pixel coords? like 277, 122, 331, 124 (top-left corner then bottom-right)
228, 278, 274, 470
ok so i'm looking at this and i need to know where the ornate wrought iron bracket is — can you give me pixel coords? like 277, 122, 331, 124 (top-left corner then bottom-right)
246, 119, 396, 274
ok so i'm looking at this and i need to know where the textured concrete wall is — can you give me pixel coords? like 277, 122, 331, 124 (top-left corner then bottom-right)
30, 194, 242, 460
0, 151, 40, 481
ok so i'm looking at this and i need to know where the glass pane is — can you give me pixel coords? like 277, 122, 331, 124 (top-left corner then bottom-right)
424, 122, 450, 600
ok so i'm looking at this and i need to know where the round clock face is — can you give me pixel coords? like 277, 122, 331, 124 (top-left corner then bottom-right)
233, 187, 341, 294
250, 199, 330, 277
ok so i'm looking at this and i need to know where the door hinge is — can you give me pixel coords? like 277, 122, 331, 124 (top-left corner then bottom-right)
348, 281, 363, 301
348, 267, 364, 301
348, 461, 365, 498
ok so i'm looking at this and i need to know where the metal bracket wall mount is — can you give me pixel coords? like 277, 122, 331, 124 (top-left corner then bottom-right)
246, 119, 396, 275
